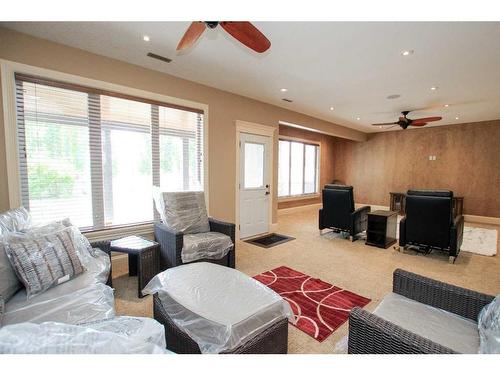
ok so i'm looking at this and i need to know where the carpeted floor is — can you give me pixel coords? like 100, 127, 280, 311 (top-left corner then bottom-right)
113, 205, 500, 354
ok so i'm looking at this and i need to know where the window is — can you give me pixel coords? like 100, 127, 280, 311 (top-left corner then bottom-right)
278, 139, 319, 198
15, 74, 204, 230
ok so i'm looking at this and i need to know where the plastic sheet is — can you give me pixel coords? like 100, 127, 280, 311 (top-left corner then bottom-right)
142, 262, 294, 353
3, 251, 114, 326
182, 232, 233, 263
153, 187, 210, 234
0, 296, 4, 327
0, 207, 31, 236
478, 295, 500, 354
0, 320, 167, 354
81, 316, 166, 349
373, 292, 479, 353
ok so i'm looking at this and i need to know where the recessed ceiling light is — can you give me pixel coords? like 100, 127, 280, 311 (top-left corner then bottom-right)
356, 117, 361, 121
430, 86, 438, 91
143, 35, 150, 42
444, 104, 449, 107
401, 50, 414, 56
330, 107, 334, 111
280, 88, 287, 92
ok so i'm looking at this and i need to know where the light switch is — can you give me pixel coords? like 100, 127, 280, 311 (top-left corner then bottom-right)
429, 155, 432, 160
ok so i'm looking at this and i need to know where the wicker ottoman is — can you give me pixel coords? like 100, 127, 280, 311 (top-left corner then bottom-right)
143, 262, 293, 354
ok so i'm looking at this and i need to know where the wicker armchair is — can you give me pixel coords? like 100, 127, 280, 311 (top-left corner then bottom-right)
154, 218, 235, 270
348, 269, 494, 354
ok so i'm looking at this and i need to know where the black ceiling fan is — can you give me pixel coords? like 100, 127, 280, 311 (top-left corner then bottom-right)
372, 111, 442, 130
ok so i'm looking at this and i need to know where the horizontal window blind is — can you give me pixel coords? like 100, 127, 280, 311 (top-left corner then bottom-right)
278, 139, 319, 198
15, 74, 204, 230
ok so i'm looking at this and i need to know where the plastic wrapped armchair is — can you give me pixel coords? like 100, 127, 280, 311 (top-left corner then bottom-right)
348, 269, 494, 354
154, 218, 235, 270
399, 190, 464, 263
318, 185, 370, 241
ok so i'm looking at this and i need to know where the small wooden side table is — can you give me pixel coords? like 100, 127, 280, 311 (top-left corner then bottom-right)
110, 235, 160, 298
366, 210, 398, 249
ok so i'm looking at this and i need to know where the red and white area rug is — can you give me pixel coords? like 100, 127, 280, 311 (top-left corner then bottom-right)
254, 266, 371, 342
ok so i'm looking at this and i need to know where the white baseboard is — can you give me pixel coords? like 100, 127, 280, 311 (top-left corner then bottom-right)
278, 203, 322, 216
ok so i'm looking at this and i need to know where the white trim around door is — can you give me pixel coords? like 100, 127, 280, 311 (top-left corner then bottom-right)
235, 120, 277, 240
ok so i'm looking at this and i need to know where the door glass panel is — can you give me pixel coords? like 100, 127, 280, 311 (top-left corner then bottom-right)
304, 144, 317, 194
278, 140, 290, 196
244, 142, 264, 188
290, 142, 304, 195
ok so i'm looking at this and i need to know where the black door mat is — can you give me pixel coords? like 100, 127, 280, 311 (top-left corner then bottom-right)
245, 233, 295, 248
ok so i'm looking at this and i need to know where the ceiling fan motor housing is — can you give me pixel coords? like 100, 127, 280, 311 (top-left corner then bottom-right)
205, 22, 219, 29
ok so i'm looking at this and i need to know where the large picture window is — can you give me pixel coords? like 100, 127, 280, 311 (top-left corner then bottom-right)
15, 74, 204, 230
278, 139, 319, 198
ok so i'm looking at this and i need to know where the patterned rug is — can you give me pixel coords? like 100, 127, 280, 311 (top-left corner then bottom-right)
254, 266, 371, 342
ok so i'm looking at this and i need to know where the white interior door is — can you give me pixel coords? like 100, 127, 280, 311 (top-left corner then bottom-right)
239, 133, 271, 239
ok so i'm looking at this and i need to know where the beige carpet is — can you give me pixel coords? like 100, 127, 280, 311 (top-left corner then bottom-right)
113, 205, 500, 354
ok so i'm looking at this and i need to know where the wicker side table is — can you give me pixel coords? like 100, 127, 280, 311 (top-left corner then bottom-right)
110, 235, 160, 298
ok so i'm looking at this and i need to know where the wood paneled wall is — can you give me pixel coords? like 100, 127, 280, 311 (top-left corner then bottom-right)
332, 120, 500, 218
278, 125, 336, 209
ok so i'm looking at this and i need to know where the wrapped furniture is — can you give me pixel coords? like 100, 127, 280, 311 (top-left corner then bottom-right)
399, 190, 464, 263
0, 317, 168, 354
142, 262, 293, 354
0, 208, 115, 327
153, 189, 235, 269
348, 269, 495, 354
318, 185, 371, 241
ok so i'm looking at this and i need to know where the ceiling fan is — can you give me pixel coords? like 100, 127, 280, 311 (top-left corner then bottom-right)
176, 21, 271, 53
372, 111, 442, 130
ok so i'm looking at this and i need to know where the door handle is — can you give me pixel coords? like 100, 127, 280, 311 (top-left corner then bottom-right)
265, 191, 270, 195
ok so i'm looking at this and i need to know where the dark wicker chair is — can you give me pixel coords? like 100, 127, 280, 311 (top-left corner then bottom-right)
348, 269, 494, 354
153, 294, 288, 354
154, 217, 235, 270
90, 240, 113, 288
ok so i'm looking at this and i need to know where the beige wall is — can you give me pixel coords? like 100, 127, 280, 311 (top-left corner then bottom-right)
0, 27, 365, 223
277, 125, 336, 209
332, 120, 500, 218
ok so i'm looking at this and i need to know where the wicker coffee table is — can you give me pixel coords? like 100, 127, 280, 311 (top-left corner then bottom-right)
110, 235, 160, 298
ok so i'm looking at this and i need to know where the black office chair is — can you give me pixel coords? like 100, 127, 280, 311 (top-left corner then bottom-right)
399, 190, 464, 263
318, 185, 371, 241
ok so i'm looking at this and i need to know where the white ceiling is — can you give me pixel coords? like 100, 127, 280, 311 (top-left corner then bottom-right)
3, 22, 500, 133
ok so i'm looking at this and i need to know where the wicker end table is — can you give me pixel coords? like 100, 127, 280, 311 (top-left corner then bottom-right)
110, 235, 160, 298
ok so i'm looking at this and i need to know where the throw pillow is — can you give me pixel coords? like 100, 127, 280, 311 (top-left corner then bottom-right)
478, 295, 500, 354
3, 226, 86, 299
155, 190, 210, 234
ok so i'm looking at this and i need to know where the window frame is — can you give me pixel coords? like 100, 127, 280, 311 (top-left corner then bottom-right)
277, 135, 321, 201
1, 59, 209, 241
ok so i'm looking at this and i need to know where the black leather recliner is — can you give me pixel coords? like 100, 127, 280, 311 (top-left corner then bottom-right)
318, 185, 371, 241
399, 190, 464, 263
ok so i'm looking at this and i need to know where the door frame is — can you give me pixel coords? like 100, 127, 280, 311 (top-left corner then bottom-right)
235, 120, 277, 240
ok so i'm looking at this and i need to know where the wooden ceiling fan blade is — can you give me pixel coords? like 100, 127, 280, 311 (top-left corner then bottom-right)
410, 122, 428, 127
220, 22, 271, 53
372, 122, 398, 126
177, 22, 206, 51
411, 116, 442, 123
